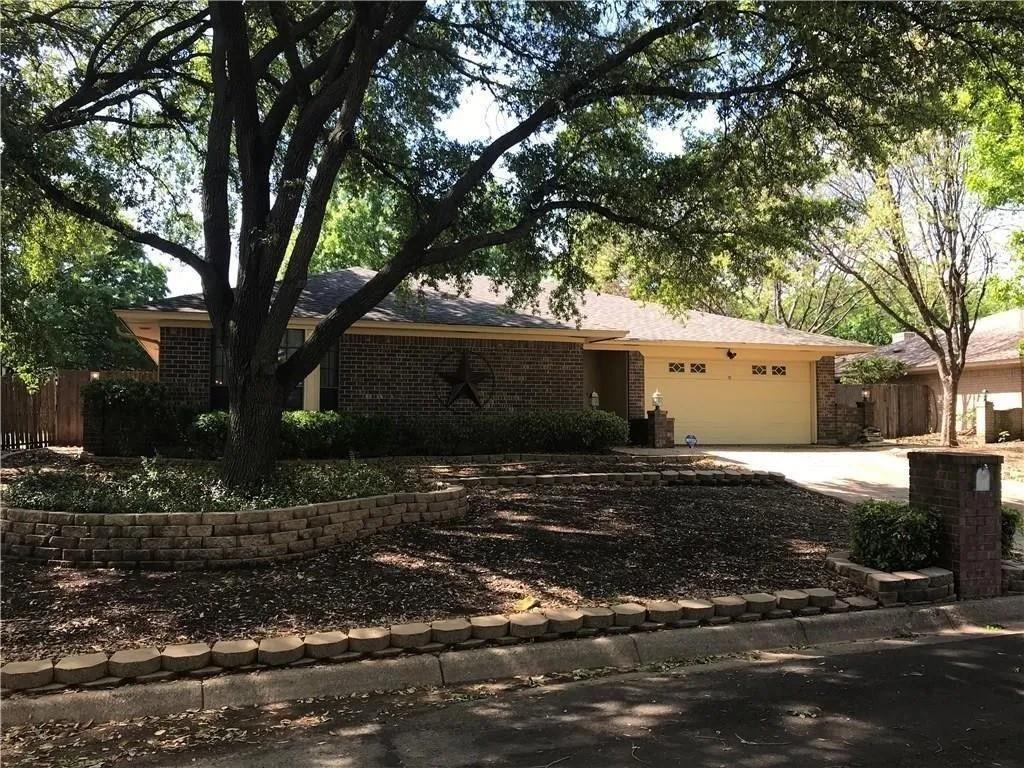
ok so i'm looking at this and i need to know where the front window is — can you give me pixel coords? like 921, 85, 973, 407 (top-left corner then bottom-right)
279, 329, 305, 410
320, 343, 339, 411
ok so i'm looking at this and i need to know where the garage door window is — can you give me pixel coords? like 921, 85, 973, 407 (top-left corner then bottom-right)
752, 365, 767, 376
771, 365, 787, 376
668, 362, 685, 373
689, 363, 706, 374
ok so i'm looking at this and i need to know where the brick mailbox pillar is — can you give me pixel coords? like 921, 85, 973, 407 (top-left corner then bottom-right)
908, 451, 1003, 599
646, 408, 675, 448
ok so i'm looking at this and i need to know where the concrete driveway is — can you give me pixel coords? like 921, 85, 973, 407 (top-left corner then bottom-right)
705, 446, 1024, 511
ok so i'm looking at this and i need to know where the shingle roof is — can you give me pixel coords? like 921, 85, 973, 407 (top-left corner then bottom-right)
130, 267, 871, 349
837, 308, 1024, 371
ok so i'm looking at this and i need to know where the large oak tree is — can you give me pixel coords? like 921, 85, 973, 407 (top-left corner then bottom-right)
4, 1, 1023, 486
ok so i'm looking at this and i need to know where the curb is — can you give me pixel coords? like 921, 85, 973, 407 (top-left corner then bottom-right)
4, 595, 1020, 726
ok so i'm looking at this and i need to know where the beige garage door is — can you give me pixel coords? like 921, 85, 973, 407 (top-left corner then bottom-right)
646, 357, 814, 445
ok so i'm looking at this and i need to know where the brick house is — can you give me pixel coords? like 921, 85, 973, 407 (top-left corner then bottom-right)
840, 309, 1024, 439
115, 268, 869, 445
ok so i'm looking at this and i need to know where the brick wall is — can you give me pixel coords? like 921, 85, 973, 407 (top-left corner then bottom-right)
908, 451, 1003, 599
336, 334, 585, 417
627, 351, 645, 420
815, 356, 837, 444
159, 327, 212, 410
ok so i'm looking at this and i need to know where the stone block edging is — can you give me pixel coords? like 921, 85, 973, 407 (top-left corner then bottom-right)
460, 468, 786, 488
4, 595, 1021, 725
0, 485, 467, 570
826, 551, 967, 604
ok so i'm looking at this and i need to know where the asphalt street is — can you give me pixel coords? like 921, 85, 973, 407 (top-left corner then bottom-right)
153, 632, 1024, 768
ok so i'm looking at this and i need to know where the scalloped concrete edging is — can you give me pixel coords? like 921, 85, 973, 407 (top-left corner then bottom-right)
0, 485, 467, 570
3, 596, 1020, 725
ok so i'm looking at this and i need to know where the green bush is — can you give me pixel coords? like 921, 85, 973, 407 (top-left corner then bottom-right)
82, 380, 186, 456
2, 458, 406, 514
849, 500, 942, 571
187, 408, 628, 458
1003, 507, 1022, 558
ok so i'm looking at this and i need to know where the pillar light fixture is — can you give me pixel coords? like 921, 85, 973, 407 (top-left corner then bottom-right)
589, 391, 600, 409
652, 390, 663, 410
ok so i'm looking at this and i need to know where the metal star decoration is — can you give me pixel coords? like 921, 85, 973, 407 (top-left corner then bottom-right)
439, 351, 489, 407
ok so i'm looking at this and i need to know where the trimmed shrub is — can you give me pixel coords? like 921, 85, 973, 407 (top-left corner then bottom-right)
2, 458, 406, 515
82, 380, 186, 456
849, 500, 942, 572
1003, 507, 1022, 558
187, 408, 628, 458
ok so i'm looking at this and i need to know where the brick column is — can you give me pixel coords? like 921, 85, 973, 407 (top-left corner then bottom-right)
815, 356, 837, 444
646, 409, 675, 448
908, 451, 1003, 599
159, 327, 212, 410
626, 351, 645, 420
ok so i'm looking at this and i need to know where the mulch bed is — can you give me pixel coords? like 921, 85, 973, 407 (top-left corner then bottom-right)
419, 455, 725, 479
1, 482, 853, 660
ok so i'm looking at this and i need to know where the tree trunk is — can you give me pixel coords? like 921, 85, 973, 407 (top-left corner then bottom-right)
220, 371, 287, 488
938, 373, 959, 448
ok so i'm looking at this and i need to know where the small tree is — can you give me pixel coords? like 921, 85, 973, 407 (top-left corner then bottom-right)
839, 356, 908, 385
827, 133, 997, 446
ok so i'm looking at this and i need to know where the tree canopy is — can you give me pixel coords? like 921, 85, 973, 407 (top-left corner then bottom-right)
4, 1, 1024, 483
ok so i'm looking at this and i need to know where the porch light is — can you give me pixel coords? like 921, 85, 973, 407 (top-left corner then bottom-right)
981, 388, 988, 403
652, 390, 663, 410
861, 387, 871, 402
589, 391, 600, 409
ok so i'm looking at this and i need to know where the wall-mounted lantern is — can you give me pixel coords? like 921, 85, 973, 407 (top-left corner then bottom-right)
589, 391, 600, 409
861, 387, 871, 402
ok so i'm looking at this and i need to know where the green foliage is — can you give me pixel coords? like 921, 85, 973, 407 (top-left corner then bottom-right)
2, 459, 404, 515
307, 187, 403, 274
839, 356, 909, 385
849, 501, 942, 572
82, 380, 184, 457
1, 204, 165, 390
190, 409, 629, 459
1003, 507, 1022, 558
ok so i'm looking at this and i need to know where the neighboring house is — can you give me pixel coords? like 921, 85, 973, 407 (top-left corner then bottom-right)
115, 268, 869, 446
841, 308, 1024, 437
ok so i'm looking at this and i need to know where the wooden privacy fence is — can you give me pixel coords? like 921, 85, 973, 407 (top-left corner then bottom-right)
1, 369, 157, 451
836, 382, 931, 438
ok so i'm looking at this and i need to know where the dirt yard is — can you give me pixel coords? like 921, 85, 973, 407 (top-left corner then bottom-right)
1, 482, 853, 660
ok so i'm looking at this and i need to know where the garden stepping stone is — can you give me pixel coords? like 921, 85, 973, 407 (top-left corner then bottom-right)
109, 648, 161, 678
55, 653, 108, 684
509, 612, 548, 638
1, 660, 54, 691
431, 619, 472, 644
803, 588, 837, 609
710, 596, 746, 618
390, 623, 432, 648
644, 601, 682, 624
258, 636, 305, 666
348, 627, 391, 653
161, 643, 211, 672
303, 631, 348, 658
211, 639, 259, 668
470, 615, 509, 639
774, 590, 809, 611
678, 599, 714, 622
611, 602, 647, 627
742, 593, 778, 614
579, 606, 614, 628
544, 609, 584, 634
844, 595, 879, 611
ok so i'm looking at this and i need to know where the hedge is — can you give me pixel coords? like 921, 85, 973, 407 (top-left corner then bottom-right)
849, 500, 942, 572
189, 408, 629, 459
82, 380, 191, 457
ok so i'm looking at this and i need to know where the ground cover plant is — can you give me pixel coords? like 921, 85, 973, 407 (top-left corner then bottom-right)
1, 482, 852, 660
849, 500, 942, 571
2, 459, 410, 515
